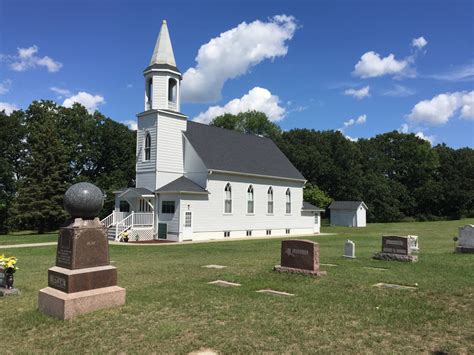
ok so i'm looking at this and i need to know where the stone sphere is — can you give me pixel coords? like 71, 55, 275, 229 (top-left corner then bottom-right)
63, 182, 104, 219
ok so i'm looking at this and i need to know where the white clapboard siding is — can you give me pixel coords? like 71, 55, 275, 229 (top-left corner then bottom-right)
183, 136, 208, 188
136, 113, 157, 191
179, 172, 314, 237
151, 75, 168, 110
156, 193, 180, 236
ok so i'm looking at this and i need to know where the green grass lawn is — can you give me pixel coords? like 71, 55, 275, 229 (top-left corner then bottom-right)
1, 219, 473, 353
0, 232, 57, 245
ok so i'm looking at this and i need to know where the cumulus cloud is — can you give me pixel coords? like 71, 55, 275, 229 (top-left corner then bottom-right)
343, 86, 370, 100
181, 15, 297, 103
63, 91, 105, 113
0, 102, 19, 114
412, 36, 428, 49
193, 87, 285, 124
0, 79, 12, 95
353, 51, 408, 78
10, 45, 62, 72
407, 91, 474, 125
123, 119, 137, 130
342, 114, 367, 129
415, 131, 435, 145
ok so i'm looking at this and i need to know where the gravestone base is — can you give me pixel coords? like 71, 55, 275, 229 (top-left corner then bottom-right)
0, 287, 21, 297
48, 265, 118, 293
455, 246, 474, 254
273, 265, 327, 276
373, 252, 418, 262
343, 255, 356, 259
38, 286, 125, 320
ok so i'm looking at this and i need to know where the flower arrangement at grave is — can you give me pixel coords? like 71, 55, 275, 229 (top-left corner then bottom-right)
120, 231, 129, 242
0, 254, 19, 289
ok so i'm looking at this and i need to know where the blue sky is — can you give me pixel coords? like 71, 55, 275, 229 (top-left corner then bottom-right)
1, 0, 473, 148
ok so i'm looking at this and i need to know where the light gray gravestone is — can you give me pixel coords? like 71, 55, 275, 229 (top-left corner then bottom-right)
456, 225, 474, 253
343, 240, 356, 258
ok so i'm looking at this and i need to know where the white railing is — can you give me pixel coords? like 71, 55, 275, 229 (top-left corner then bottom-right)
133, 213, 154, 226
101, 212, 115, 228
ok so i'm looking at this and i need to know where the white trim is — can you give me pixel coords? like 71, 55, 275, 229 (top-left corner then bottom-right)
156, 191, 209, 195
209, 169, 306, 183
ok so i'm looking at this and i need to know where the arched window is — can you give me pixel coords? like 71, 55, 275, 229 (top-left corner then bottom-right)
247, 185, 254, 214
144, 132, 151, 161
267, 187, 273, 214
285, 188, 291, 214
224, 183, 232, 213
146, 78, 153, 109
168, 78, 177, 103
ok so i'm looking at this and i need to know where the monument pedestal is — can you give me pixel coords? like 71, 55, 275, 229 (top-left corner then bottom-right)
38, 286, 125, 320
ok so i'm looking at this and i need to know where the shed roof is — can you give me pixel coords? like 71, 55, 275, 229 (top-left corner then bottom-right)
328, 201, 368, 210
184, 121, 305, 181
155, 176, 208, 194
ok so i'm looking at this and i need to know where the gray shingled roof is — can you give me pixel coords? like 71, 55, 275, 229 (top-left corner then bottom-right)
156, 176, 208, 194
302, 201, 325, 211
329, 201, 367, 210
184, 121, 305, 181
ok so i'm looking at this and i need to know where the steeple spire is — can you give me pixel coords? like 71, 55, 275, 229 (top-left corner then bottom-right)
150, 20, 177, 67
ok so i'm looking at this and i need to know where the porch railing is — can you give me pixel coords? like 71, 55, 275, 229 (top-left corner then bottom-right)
133, 212, 154, 226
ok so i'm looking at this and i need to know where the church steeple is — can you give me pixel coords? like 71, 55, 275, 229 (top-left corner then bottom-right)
150, 20, 177, 68
143, 20, 181, 112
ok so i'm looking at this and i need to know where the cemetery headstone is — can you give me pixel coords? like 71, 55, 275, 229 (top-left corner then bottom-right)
373, 235, 418, 262
455, 225, 474, 253
273, 240, 327, 276
407, 235, 419, 253
38, 182, 126, 320
343, 240, 356, 258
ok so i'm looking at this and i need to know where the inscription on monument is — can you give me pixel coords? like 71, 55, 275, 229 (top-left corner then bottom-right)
280, 240, 319, 271
56, 231, 73, 268
382, 236, 409, 255
49, 274, 67, 291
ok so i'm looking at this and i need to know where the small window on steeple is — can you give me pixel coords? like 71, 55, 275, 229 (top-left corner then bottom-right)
168, 78, 177, 103
144, 132, 151, 161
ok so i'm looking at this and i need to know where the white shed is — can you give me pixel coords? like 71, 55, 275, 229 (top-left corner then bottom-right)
329, 201, 368, 227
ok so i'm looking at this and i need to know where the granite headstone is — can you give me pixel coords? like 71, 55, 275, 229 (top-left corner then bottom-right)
343, 240, 356, 258
38, 182, 126, 320
274, 240, 326, 276
373, 235, 417, 262
456, 225, 474, 253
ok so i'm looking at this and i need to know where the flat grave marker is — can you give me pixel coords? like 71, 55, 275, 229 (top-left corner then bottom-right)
202, 265, 227, 269
256, 289, 295, 297
208, 280, 241, 287
372, 282, 417, 290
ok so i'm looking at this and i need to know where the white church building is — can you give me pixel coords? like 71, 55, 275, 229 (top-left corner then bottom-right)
102, 21, 323, 242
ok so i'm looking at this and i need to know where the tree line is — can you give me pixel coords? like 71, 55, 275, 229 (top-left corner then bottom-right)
0, 105, 472, 233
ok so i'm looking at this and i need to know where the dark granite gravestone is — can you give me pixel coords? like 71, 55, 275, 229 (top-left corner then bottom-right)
274, 240, 326, 276
38, 182, 126, 320
0, 269, 6, 288
373, 235, 418, 262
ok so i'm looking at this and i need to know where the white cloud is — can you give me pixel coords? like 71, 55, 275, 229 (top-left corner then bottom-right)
0, 79, 12, 95
382, 84, 415, 97
181, 15, 297, 102
123, 119, 137, 130
62, 91, 105, 113
415, 131, 435, 145
10, 45, 62, 72
50, 86, 71, 98
0, 102, 19, 114
342, 114, 367, 130
343, 86, 370, 100
399, 123, 409, 134
407, 91, 474, 125
412, 36, 428, 49
353, 51, 408, 78
193, 87, 285, 124
126, 84, 133, 89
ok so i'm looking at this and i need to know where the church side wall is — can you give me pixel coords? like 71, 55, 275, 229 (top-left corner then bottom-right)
183, 136, 208, 188
136, 113, 157, 191
156, 193, 180, 240
180, 173, 315, 241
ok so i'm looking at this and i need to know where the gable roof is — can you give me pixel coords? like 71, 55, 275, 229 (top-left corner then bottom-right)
302, 201, 325, 212
329, 201, 368, 210
115, 187, 154, 198
156, 176, 208, 194
184, 121, 305, 181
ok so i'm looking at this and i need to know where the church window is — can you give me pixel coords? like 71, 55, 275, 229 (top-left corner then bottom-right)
144, 132, 151, 161
267, 187, 273, 214
286, 188, 291, 214
224, 183, 232, 213
247, 185, 254, 214
168, 78, 177, 103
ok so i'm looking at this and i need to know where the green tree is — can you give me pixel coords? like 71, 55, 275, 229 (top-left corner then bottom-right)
210, 110, 282, 140
12, 101, 70, 233
303, 183, 332, 209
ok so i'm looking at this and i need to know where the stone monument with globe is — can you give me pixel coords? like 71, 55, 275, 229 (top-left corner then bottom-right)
38, 182, 125, 320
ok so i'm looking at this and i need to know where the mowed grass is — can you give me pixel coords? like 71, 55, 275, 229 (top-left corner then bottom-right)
0, 232, 57, 245
1, 219, 473, 353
